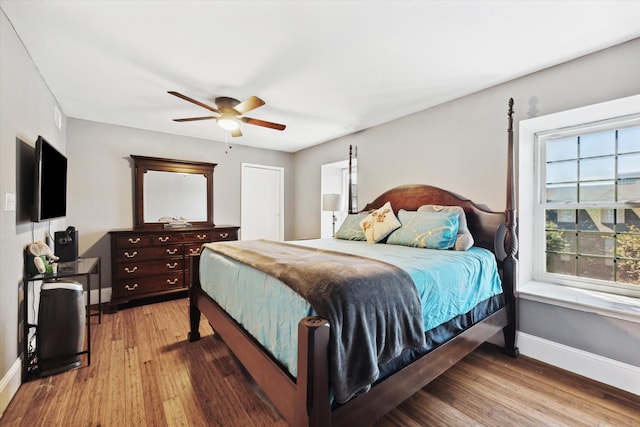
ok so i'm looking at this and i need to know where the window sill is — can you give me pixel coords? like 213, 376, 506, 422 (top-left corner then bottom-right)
519, 281, 640, 324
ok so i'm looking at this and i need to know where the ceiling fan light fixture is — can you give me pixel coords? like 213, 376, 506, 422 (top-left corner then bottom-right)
217, 116, 240, 131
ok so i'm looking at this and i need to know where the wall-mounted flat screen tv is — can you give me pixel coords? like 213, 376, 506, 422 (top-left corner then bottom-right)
32, 136, 67, 222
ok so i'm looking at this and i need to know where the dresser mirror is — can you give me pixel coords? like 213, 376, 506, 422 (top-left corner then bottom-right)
131, 155, 216, 228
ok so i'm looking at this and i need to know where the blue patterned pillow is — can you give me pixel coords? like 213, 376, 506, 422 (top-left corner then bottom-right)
334, 212, 368, 240
387, 210, 459, 249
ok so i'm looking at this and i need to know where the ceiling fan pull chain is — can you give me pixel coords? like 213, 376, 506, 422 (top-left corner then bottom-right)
225, 132, 232, 154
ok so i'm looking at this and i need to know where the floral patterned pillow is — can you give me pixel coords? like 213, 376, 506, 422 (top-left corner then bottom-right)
359, 201, 401, 243
334, 212, 368, 240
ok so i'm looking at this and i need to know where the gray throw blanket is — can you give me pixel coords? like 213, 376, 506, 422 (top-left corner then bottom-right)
203, 239, 426, 404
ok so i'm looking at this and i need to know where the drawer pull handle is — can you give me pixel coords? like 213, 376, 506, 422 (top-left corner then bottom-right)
124, 251, 138, 258
220, 233, 229, 238
190, 247, 201, 255
124, 266, 138, 274
125, 283, 138, 291
197, 234, 207, 240
167, 278, 178, 285
167, 262, 178, 269
128, 237, 141, 244
158, 236, 170, 242
166, 248, 178, 255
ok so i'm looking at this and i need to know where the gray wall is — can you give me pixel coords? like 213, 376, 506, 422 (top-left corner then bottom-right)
292, 38, 640, 368
1, 10, 68, 401
66, 119, 294, 289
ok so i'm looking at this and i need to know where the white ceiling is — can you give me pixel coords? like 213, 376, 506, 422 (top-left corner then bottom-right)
2, 1, 640, 153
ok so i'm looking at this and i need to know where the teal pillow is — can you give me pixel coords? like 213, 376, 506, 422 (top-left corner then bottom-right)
387, 210, 459, 249
334, 212, 368, 240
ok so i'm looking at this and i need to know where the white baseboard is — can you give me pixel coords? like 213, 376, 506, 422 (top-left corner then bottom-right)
0, 358, 22, 418
518, 332, 640, 396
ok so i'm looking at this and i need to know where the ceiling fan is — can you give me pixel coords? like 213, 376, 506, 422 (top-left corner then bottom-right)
168, 91, 286, 137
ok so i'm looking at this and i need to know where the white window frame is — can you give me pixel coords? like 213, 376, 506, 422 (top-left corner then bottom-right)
533, 116, 640, 297
519, 94, 640, 301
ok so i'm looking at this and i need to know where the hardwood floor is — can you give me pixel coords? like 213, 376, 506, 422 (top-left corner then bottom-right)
2, 297, 638, 426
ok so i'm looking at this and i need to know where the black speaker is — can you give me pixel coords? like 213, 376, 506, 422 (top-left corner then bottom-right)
55, 227, 78, 262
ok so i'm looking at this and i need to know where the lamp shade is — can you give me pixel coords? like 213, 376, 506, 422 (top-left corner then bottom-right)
322, 193, 343, 211
217, 116, 240, 131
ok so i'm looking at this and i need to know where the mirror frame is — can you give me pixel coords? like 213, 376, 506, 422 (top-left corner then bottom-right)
131, 155, 216, 228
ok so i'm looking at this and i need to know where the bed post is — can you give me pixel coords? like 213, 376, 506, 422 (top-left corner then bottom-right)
297, 316, 331, 427
348, 145, 354, 214
502, 98, 519, 357
188, 253, 202, 342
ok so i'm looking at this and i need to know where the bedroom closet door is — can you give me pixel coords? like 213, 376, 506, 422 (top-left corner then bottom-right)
240, 163, 284, 241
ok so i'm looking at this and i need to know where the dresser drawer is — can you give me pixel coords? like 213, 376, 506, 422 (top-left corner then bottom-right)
152, 233, 184, 245
184, 243, 205, 257
115, 235, 153, 248
115, 258, 184, 279
183, 231, 212, 243
113, 274, 185, 299
114, 244, 183, 262
211, 229, 238, 241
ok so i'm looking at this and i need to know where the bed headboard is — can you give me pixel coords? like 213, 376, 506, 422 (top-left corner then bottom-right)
361, 184, 504, 253
349, 98, 517, 267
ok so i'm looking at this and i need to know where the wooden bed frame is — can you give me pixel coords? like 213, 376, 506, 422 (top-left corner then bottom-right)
188, 99, 519, 427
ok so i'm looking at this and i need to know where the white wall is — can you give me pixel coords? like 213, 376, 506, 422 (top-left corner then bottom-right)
0, 10, 67, 415
66, 118, 294, 289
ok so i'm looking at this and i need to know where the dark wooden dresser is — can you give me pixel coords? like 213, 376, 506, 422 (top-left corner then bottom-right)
109, 225, 239, 308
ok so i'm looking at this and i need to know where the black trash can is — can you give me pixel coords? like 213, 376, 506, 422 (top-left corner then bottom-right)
37, 281, 86, 376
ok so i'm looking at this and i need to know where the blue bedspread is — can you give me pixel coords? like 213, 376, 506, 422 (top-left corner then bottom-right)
198, 239, 502, 384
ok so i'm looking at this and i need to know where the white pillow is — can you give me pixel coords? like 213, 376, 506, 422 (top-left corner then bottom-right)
417, 205, 474, 250
359, 201, 401, 243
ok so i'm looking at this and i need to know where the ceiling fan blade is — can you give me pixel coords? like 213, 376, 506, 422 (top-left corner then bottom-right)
233, 96, 265, 115
168, 91, 220, 114
241, 117, 286, 131
231, 128, 243, 137
172, 116, 217, 122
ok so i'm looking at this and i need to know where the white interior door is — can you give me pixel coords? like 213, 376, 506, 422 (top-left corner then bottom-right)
241, 163, 284, 241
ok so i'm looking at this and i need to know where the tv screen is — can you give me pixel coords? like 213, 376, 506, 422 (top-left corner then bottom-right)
33, 136, 67, 222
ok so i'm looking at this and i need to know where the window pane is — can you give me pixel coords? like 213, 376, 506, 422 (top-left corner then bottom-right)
616, 208, 640, 232
617, 260, 640, 285
546, 160, 577, 183
578, 233, 614, 256
577, 256, 614, 281
546, 209, 576, 230
546, 183, 577, 203
580, 131, 615, 157
580, 156, 615, 181
578, 208, 615, 231
579, 181, 615, 202
616, 232, 640, 260
618, 153, 640, 178
618, 126, 640, 154
618, 178, 640, 202
547, 137, 577, 161
547, 253, 575, 275
546, 230, 576, 253
541, 122, 640, 293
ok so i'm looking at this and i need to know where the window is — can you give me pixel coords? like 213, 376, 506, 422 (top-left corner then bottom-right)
536, 119, 640, 296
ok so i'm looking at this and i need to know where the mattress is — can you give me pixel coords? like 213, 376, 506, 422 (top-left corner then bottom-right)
198, 238, 503, 379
